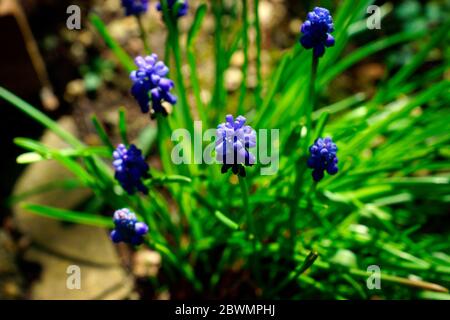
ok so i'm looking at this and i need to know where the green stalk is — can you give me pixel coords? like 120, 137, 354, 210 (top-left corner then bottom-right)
306, 54, 318, 147
187, 51, 206, 125
287, 157, 306, 252
253, 54, 289, 128
91, 115, 115, 152
160, 0, 193, 133
148, 188, 181, 245
186, 49, 207, 125
118, 107, 129, 146
253, 0, 262, 106
156, 114, 175, 175
237, 0, 249, 115
136, 196, 166, 244
136, 15, 151, 54
170, 27, 194, 133
164, 35, 171, 66
349, 269, 449, 293
211, 0, 226, 118
0, 87, 83, 148
22, 203, 113, 228
187, 4, 208, 125
239, 175, 259, 283
286, 53, 318, 254
239, 175, 252, 234
269, 251, 318, 296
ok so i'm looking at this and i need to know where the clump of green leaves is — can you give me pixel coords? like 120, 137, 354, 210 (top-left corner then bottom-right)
1, 0, 449, 299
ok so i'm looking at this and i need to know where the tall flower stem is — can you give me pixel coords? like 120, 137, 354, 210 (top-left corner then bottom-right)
254, 0, 262, 106
170, 26, 192, 130
156, 114, 175, 175
136, 15, 150, 54
212, 0, 225, 122
237, 0, 249, 115
239, 175, 259, 283
239, 175, 252, 235
135, 195, 164, 243
287, 53, 318, 254
305, 54, 318, 148
287, 157, 306, 255
160, 1, 193, 133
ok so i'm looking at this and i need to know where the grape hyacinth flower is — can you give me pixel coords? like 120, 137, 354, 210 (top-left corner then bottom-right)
299, 7, 335, 58
216, 114, 256, 177
156, 0, 189, 18
110, 208, 149, 245
307, 137, 338, 182
113, 144, 150, 195
121, 0, 149, 16
130, 54, 177, 117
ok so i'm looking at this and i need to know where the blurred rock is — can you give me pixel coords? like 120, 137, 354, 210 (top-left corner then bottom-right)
64, 79, 85, 102
259, 0, 286, 29
24, 248, 133, 300
103, 0, 121, 13
247, 65, 257, 89
224, 67, 243, 92
0, 0, 59, 109
133, 249, 161, 278
258, 1, 274, 28
12, 116, 134, 299
156, 290, 170, 300
78, 30, 94, 47
231, 51, 245, 67
40, 86, 59, 111
289, 18, 302, 35
109, 17, 139, 44
0, 230, 23, 299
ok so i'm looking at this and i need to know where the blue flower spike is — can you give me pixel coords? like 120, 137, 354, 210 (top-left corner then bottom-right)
121, 0, 149, 16
113, 144, 150, 195
156, 0, 189, 18
300, 7, 335, 58
110, 208, 149, 245
130, 54, 177, 118
216, 114, 257, 177
307, 137, 338, 182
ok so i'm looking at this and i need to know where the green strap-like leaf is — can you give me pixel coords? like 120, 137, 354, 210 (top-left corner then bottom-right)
0, 87, 83, 148
22, 203, 113, 228
89, 13, 135, 73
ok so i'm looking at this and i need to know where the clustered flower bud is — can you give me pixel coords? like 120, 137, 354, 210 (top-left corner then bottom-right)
130, 54, 177, 118
110, 208, 149, 245
113, 144, 150, 195
121, 0, 149, 16
299, 7, 335, 58
307, 137, 338, 182
109, 5, 340, 247
216, 114, 256, 177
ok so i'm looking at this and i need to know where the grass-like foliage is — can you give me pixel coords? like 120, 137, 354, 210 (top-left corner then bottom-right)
1, 0, 449, 299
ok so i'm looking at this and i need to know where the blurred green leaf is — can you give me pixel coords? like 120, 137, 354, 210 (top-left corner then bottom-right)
22, 203, 113, 228
89, 13, 134, 72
